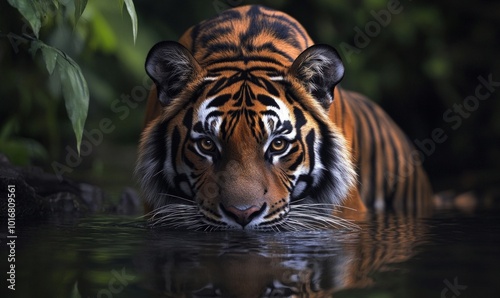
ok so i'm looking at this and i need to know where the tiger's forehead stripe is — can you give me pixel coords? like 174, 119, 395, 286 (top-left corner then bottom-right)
185, 5, 312, 66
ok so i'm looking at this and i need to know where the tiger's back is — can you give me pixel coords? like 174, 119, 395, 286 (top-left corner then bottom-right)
139, 5, 433, 230
330, 89, 433, 213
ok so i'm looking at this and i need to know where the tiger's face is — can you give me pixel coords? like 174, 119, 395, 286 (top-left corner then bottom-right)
137, 42, 357, 230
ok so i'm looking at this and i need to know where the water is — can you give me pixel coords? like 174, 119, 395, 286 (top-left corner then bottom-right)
1, 208, 499, 297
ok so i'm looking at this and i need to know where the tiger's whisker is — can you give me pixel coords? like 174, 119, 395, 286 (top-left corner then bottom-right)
158, 193, 196, 204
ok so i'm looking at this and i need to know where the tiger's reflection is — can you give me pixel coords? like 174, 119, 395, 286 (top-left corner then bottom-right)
134, 213, 427, 297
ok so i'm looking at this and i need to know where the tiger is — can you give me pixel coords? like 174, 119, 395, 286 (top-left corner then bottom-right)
136, 5, 433, 230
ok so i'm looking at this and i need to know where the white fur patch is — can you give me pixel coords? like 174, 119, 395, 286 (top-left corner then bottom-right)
269, 76, 284, 81
262, 96, 296, 154
291, 180, 308, 198
203, 76, 218, 82
195, 96, 223, 139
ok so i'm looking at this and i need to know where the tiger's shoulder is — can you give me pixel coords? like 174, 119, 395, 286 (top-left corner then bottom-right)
331, 88, 433, 213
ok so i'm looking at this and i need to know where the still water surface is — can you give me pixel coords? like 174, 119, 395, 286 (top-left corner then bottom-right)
2, 208, 499, 297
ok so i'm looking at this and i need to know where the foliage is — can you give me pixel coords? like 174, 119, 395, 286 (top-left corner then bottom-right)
30, 39, 89, 154
3, 0, 137, 155
1, 0, 499, 191
0, 118, 48, 165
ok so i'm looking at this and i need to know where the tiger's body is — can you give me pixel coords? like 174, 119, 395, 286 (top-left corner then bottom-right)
137, 5, 433, 230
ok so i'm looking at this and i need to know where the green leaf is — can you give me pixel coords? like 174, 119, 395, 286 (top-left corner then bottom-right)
31, 40, 89, 154
70, 282, 82, 298
74, 0, 88, 24
41, 45, 58, 74
57, 52, 89, 154
7, 0, 42, 38
123, 0, 138, 44
0, 118, 19, 141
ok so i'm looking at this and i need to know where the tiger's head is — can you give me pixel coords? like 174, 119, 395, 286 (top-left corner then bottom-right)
136, 41, 357, 230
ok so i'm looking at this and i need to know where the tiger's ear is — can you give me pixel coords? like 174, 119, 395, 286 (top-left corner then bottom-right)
290, 44, 344, 109
145, 41, 201, 105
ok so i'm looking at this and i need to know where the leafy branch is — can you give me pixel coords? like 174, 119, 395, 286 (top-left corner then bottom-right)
5, 0, 138, 153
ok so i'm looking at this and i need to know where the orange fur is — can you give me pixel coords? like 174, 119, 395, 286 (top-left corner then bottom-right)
137, 5, 433, 229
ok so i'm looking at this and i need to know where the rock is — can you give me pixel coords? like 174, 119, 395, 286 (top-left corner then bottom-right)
0, 154, 141, 223
0, 161, 41, 220
116, 187, 143, 215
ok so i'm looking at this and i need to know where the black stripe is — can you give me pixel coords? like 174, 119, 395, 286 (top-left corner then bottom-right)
287, 150, 303, 171
182, 107, 193, 128
193, 121, 204, 134
249, 6, 309, 49
256, 94, 279, 108
261, 9, 310, 48
171, 126, 181, 173
355, 99, 377, 207
206, 78, 229, 96
199, 26, 233, 49
260, 110, 279, 118
253, 42, 295, 62
207, 56, 286, 68
191, 9, 242, 55
293, 106, 307, 130
207, 94, 232, 108
276, 120, 293, 135
173, 173, 191, 196
202, 43, 240, 61
305, 129, 316, 173
223, 111, 241, 139
371, 109, 387, 200
246, 6, 302, 49
204, 111, 224, 132
338, 90, 345, 133
382, 116, 400, 204
261, 79, 280, 97
401, 162, 409, 211
414, 170, 422, 215
183, 145, 196, 168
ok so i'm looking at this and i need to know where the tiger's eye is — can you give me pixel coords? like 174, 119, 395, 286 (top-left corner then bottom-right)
199, 138, 215, 153
271, 138, 288, 153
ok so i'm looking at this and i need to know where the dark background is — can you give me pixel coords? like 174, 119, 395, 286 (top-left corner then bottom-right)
1, 0, 499, 199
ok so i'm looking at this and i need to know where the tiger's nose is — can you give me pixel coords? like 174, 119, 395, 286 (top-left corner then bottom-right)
220, 204, 266, 227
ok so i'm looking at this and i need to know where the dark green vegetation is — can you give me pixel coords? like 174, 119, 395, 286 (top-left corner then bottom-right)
1, 0, 499, 195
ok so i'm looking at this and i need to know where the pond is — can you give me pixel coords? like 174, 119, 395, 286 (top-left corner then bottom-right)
2, 208, 499, 297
